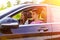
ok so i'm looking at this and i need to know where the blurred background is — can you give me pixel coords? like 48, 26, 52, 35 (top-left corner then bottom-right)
0, 0, 60, 11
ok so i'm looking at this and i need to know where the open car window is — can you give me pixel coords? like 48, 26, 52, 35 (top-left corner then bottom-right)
12, 12, 22, 20
11, 6, 47, 25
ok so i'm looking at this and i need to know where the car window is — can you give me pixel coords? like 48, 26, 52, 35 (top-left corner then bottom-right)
12, 12, 22, 20
11, 6, 47, 25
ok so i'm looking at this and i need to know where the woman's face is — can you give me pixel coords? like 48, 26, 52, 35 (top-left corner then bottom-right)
21, 14, 25, 19
31, 12, 38, 20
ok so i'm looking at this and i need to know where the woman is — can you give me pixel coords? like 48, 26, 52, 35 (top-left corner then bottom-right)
20, 11, 32, 25
30, 6, 43, 24
19, 11, 28, 25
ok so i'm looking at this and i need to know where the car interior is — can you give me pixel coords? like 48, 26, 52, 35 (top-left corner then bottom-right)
11, 6, 47, 25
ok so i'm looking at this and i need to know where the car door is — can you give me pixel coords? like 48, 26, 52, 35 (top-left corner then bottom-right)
0, 5, 53, 40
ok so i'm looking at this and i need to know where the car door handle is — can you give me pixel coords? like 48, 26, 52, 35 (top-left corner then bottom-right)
38, 27, 48, 32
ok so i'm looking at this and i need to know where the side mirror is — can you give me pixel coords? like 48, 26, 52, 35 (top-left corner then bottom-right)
0, 17, 19, 29
0, 22, 19, 34
0, 22, 19, 29
0, 17, 19, 34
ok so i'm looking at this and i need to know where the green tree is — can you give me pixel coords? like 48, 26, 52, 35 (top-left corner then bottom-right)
7, 1, 11, 7
16, 0, 20, 5
0, 4, 6, 11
